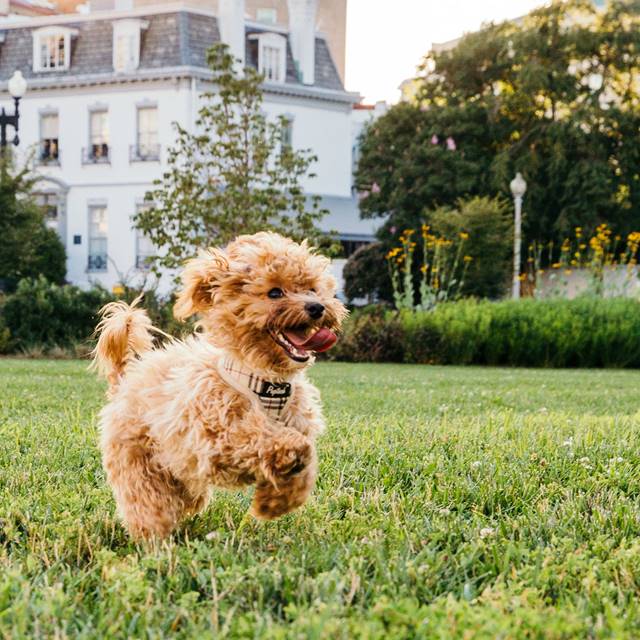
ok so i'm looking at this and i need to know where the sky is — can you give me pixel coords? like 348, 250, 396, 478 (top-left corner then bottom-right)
345, 0, 547, 104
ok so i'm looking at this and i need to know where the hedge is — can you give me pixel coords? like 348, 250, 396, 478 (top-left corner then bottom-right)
332, 298, 640, 368
0, 277, 188, 355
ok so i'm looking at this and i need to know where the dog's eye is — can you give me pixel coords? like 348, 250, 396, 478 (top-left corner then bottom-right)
268, 287, 284, 299
309, 288, 317, 294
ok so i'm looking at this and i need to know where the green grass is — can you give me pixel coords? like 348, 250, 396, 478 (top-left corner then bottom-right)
2, 360, 640, 638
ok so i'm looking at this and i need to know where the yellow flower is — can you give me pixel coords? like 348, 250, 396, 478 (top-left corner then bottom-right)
420, 264, 427, 274
463, 255, 473, 263
552, 262, 561, 269
459, 232, 470, 241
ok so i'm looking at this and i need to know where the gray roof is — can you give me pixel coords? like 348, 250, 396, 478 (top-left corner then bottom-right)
0, 11, 345, 93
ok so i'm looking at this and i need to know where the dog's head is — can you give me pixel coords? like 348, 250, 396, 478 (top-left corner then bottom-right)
174, 232, 348, 375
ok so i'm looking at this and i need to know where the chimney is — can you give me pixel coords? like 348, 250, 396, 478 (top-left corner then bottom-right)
287, 0, 317, 85
218, 0, 245, 66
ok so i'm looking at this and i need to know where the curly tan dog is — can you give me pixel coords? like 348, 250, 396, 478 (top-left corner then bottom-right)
92, 232, 347, 539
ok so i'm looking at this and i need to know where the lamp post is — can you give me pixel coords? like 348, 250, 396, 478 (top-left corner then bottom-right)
510, 172, 527, 299
1, 70, 27, 149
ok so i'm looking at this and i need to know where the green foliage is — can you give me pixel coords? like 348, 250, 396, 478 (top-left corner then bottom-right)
430, 196, 513, 298
0, 160, 66, 292
4, 360, 640, 636
1, 277, 112, 351
356, 0, 640, 249
0, 279, 186, 353
343, 242, 393, 303
136, 44, 328, 273
334, 297, 640, 367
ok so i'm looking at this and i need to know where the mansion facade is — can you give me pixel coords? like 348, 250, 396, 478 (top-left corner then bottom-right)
0, 0, 378, 294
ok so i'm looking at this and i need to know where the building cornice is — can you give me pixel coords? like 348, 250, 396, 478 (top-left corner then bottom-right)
0, 65, 361, 104
0, 2, 215, 30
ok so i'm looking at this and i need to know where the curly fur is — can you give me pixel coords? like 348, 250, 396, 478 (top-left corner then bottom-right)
92, 232, 348, 539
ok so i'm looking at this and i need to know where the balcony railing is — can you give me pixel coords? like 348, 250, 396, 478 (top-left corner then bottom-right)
130, 143, 161, 162
38, 140, 60, 166
88, 254, 108, 272
82, 144, 110, 164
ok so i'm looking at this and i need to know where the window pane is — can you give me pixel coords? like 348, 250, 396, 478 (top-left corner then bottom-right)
88, 206, 108, 271
57, 35, 65, 66
90, 111, 109, 144
256, 8, 277, 24
137, 107, 158, 151
41, 114, 58, 139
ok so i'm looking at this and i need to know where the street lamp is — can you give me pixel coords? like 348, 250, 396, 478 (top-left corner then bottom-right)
510, 171, 527, 299
1, 70, 27, 148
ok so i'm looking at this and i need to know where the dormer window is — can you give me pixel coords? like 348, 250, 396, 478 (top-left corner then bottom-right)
250, 32, 286, 83
32, 27, 75, 72
112, 19, 147, 73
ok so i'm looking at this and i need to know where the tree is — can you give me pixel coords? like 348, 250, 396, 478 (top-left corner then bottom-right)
356, 0, 640, 253
0, 159, 66, 292
135, 44, 328, 273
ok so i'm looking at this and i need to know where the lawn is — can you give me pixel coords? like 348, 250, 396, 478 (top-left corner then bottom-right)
2, 360, 640, 638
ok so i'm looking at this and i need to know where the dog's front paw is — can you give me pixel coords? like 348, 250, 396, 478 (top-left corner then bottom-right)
250, 464, 317, 520
261, 432, 312, 483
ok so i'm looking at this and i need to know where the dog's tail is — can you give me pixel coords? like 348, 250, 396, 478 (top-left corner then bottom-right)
91, 295, 156, 389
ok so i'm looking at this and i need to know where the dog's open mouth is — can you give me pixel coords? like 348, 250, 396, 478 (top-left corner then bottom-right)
270, 326, 337, 362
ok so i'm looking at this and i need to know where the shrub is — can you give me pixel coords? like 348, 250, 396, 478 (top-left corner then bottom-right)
0, 278, 191, 354
333, 306, 404, 363
430, 196, 512, 299
343, 242, 393, 303
334, 297, 640, 368
1, 277, 113, 351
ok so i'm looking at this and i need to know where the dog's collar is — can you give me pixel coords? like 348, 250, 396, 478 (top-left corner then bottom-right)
218, 355, 293, 421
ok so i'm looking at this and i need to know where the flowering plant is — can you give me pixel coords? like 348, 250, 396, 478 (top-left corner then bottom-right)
386, 227, 471, 310
526, 224, 640, 298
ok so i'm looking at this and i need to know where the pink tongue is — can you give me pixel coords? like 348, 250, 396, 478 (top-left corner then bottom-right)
284, 327, 337, 352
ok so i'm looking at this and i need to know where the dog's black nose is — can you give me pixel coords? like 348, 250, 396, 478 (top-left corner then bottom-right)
305, 302, 325, 319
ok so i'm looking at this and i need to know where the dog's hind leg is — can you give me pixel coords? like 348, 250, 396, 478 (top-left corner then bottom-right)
102, 428, 187, 540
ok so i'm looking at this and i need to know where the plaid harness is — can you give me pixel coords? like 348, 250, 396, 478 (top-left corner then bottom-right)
219, 355, 293, 422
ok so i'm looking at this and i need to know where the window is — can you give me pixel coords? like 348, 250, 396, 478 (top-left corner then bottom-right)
35, 192, 59, 230
87, 110, 109, 162
39, 113, 59, 163
88, 205, 108, 272
256, 8, 277, 24
134, 210, 154, 270
134, 106, 159, 160
114, 33, 137, 71
112, 19, 147, 72
32, 27, 75, 72
255, 33, 286, 83
281, 115, 293, 152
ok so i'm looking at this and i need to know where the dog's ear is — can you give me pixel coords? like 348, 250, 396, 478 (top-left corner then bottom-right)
174, 249, 229, 320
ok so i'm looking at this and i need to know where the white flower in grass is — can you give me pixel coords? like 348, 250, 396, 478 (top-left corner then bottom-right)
562, 437, 574, 447
471, 461, 482, 470
479, 527, 495, 539
439, 507, 451, 516
205, 531, 219, 541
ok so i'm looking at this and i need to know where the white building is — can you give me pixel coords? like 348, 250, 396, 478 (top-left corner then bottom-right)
0, 0, 378, 293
